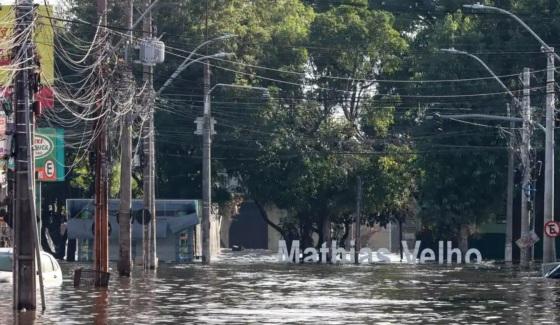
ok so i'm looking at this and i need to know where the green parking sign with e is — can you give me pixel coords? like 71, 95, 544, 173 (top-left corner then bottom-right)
34, 128, 64, 182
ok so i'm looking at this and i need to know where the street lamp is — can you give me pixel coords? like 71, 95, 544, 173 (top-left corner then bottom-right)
464, 2, 557, 264
208, 83, 269, 96
439, 48, 519, 104
439, 47, 522, 263
200, 82, 269, 264
464, 3, 560, 60
157, 52, 233, 96
437, 49, 548, 134
156, 34, 236, 95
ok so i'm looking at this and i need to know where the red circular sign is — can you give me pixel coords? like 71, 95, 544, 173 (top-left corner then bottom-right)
544, 221, 560, 238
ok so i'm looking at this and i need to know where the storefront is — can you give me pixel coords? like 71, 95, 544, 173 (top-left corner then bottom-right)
66, 199, 200, 263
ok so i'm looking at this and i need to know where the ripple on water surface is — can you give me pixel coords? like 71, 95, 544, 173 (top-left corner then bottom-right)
0, 250, 560, 324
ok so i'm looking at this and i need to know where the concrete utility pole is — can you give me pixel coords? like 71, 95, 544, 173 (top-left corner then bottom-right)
94, 0, 110, 280
13, 0, 36, 310
201, 0, 211, 264
198, 83, 267, 264
542, 47, 556, 263
142, 0, 157, 269
505, 103, 515, 263
117, 0, 133, 277
201, 50, 212, 264
520, 68, 532, 268
354, 176, 362, 264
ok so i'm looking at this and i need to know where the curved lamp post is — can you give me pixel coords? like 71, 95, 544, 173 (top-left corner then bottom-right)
440, 48, 522, 263
157, 34, 236, 95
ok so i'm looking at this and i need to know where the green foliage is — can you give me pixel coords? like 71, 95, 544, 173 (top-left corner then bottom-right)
68, 155, 92, 196
60, 0, 560, 246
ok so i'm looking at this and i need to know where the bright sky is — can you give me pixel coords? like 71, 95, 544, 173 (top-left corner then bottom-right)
0, 1, 60, 5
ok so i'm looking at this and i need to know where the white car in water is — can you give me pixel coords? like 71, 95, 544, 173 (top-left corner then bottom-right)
0, 248, 63, 286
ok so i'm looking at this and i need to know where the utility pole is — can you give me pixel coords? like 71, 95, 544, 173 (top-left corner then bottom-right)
197, 83, 265, 264
542, 47, 556, 263
505, 103, 515, 263
201, 51, 212, 264
117, 0, 133, 277
13, 0, 36, 310
142, 0, 157, 269
201, 0, 211, 264
354, 176, 362, 264
520, 68, 532, 267
94, 0, 109, 280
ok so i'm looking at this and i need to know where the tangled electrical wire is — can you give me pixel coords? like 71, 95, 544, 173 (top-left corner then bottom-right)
34, 5, 151, 177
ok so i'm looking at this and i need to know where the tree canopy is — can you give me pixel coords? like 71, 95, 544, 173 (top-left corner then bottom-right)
51, 0, 560, 251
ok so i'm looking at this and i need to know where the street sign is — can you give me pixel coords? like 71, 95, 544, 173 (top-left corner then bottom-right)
544, 221, 560, 238
34, 128, 64, 182
516, 231, 540, 248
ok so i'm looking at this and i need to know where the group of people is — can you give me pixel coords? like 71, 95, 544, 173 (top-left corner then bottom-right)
40, 204, 69, 260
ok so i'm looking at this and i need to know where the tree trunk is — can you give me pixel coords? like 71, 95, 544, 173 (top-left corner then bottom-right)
341, 221, 351, 248
398, 219, 403, 262
300, 216, 314, 261
458, 224, 469, 256
321, 215, 332, 263
254, 201, 285, 239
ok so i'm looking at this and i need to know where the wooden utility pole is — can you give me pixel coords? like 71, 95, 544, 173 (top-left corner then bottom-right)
142, 0, 157, 269
94, 0, 109, 277
117, 0, 133, 277
505, 103, 514, 264
13, 0, 36, 310
520, 68, 532, 267
354, 176, 362, 264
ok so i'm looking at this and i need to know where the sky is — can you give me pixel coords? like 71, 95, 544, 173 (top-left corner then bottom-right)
0, 1, 60, 5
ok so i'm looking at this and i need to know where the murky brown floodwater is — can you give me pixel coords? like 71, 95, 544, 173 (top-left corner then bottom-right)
0, 250, 559, 324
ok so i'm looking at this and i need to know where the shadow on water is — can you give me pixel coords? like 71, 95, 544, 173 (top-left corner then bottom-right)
1, 251, 560, 324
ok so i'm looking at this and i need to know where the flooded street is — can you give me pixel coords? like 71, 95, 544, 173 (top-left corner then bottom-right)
1, 250, 560, 324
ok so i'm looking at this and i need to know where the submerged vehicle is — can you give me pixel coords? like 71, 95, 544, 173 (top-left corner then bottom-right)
0, 248, 63, 286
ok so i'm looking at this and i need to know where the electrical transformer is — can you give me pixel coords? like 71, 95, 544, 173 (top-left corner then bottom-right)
139, 38, 165, 66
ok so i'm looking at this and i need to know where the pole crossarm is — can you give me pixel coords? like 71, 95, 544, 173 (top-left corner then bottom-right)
464, 3, 560, 61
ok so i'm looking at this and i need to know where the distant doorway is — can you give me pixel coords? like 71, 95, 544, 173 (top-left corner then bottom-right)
229, 202, 268, 249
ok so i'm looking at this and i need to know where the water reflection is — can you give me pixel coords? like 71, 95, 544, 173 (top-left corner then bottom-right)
0, 251, 560, 324
13, 310, 36, 325
93, 289, 108, 325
